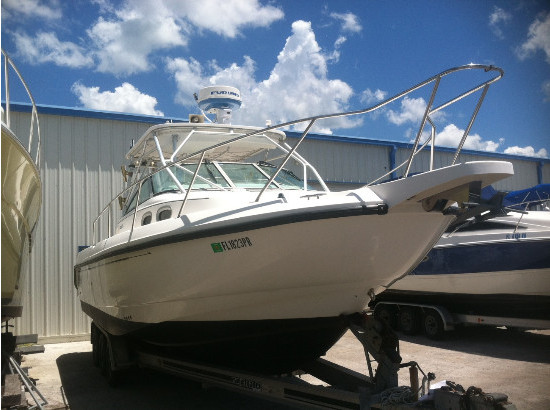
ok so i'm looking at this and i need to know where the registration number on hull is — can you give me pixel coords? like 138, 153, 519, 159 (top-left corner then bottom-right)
211, 236, 253, 253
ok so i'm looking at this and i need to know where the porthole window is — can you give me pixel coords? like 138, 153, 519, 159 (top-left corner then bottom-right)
158, 207, 172, 221
142, 213, 152, 226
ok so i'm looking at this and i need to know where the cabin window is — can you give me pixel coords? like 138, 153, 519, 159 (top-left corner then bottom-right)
138, 178, 154, 204
158, 207, 172, 221
123, 190, 138, 216
151, 169, 180, 194
141, 213, 152, 225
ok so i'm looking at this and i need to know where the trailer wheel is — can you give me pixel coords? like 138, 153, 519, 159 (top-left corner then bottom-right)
423, 309, 445, 339
398, 307, 420, 335
374, 305, 397, 329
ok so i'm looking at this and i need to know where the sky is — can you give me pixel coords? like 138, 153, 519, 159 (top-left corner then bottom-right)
1, 0, 549, 158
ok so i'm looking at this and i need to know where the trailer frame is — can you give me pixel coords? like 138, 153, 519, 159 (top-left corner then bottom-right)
89, 313, 515, 409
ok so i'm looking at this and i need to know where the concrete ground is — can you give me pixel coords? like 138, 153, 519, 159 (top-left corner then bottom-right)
21, 326, 550, 409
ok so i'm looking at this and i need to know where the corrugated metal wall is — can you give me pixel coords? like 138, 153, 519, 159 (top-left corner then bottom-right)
11, 110, 152, 339
6, 108, 549, 340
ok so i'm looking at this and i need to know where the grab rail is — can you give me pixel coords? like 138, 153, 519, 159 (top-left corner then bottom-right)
1, 48, 42, 167
90, 64, 503, 244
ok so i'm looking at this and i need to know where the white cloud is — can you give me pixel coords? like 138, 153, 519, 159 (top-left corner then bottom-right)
71, 82, 164, 116
166, 20, 361, 134
8, 1, 283, 76
516, 12, 550, 64
1, 0, 62, 21
86, 0, 283, 75
13, 31, 93, 68
334, 36, 347, 48
166, 57, 206, 106
435, 124, 502, 152
387, 96, 429, 126
488, 6, 511, 39
330, 12, 362, 33
361, 88, 387, 105
88, 9, 188, 75
169, 0, 284, 38
326, 36, 347, 64
504, 145, 548, 158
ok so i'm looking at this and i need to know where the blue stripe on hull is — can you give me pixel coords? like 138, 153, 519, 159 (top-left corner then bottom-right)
412, 240, 550, 275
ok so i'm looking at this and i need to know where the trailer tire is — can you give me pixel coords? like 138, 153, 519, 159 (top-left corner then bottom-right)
423, 309, 445, 339
374, 305, 397, 329
398, 307, 420, 335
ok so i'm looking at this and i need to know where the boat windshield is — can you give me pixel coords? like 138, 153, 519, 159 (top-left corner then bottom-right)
123, 160, 306, 215
257, 162, 304, 190
156, 163, 230, 191
217, 163, 278, 189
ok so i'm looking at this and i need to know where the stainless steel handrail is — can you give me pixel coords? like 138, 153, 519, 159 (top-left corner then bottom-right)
1, 48, 42, 167
90, 64, 503, 244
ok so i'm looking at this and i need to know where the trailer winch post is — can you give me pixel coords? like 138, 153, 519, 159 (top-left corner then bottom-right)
347, 313, 402, 393
409, 366, 419, 401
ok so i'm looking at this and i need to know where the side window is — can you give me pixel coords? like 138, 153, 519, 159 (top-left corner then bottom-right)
123, 190, 138, 216
142, 212, 152, 225
158, 207, 172, 221
138, 177, 154, 204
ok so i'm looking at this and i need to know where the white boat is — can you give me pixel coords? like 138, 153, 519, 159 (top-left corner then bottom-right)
1, 50, 42, 322
375, 186, 550, 325
74, 66, 514, 372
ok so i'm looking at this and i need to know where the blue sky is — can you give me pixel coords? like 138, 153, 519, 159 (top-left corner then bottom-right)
2, 0, 549, 158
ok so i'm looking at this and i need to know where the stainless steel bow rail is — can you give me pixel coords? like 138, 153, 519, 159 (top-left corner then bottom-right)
90, 64, 503, 244
89, 313, 515, 409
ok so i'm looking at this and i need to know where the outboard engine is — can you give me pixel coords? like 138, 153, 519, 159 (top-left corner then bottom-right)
196, 86, 242, 124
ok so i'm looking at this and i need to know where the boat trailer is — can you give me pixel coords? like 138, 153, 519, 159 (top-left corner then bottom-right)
91, 314, 516, 409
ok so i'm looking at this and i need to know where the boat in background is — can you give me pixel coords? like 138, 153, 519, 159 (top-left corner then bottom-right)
74, 65, 514, 373
500, 183, 550, 211
1, 49, 42, 322
374, 185, 550, 329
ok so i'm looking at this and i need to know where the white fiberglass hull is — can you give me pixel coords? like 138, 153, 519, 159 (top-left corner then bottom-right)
1, 124, 42, 321
77, 208, 451, 327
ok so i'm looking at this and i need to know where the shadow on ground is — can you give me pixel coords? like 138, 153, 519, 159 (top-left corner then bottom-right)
398, 326, 550, 363
56, 352, 291, 410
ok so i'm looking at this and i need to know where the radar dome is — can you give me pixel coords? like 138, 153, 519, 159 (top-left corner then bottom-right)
197, 86, 242, 113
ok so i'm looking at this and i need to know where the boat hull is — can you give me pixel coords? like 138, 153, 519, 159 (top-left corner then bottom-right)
1, 125, 42, 321
76, 208, 452, 327
378, 224, 550, 321
76, 206, 453, 371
